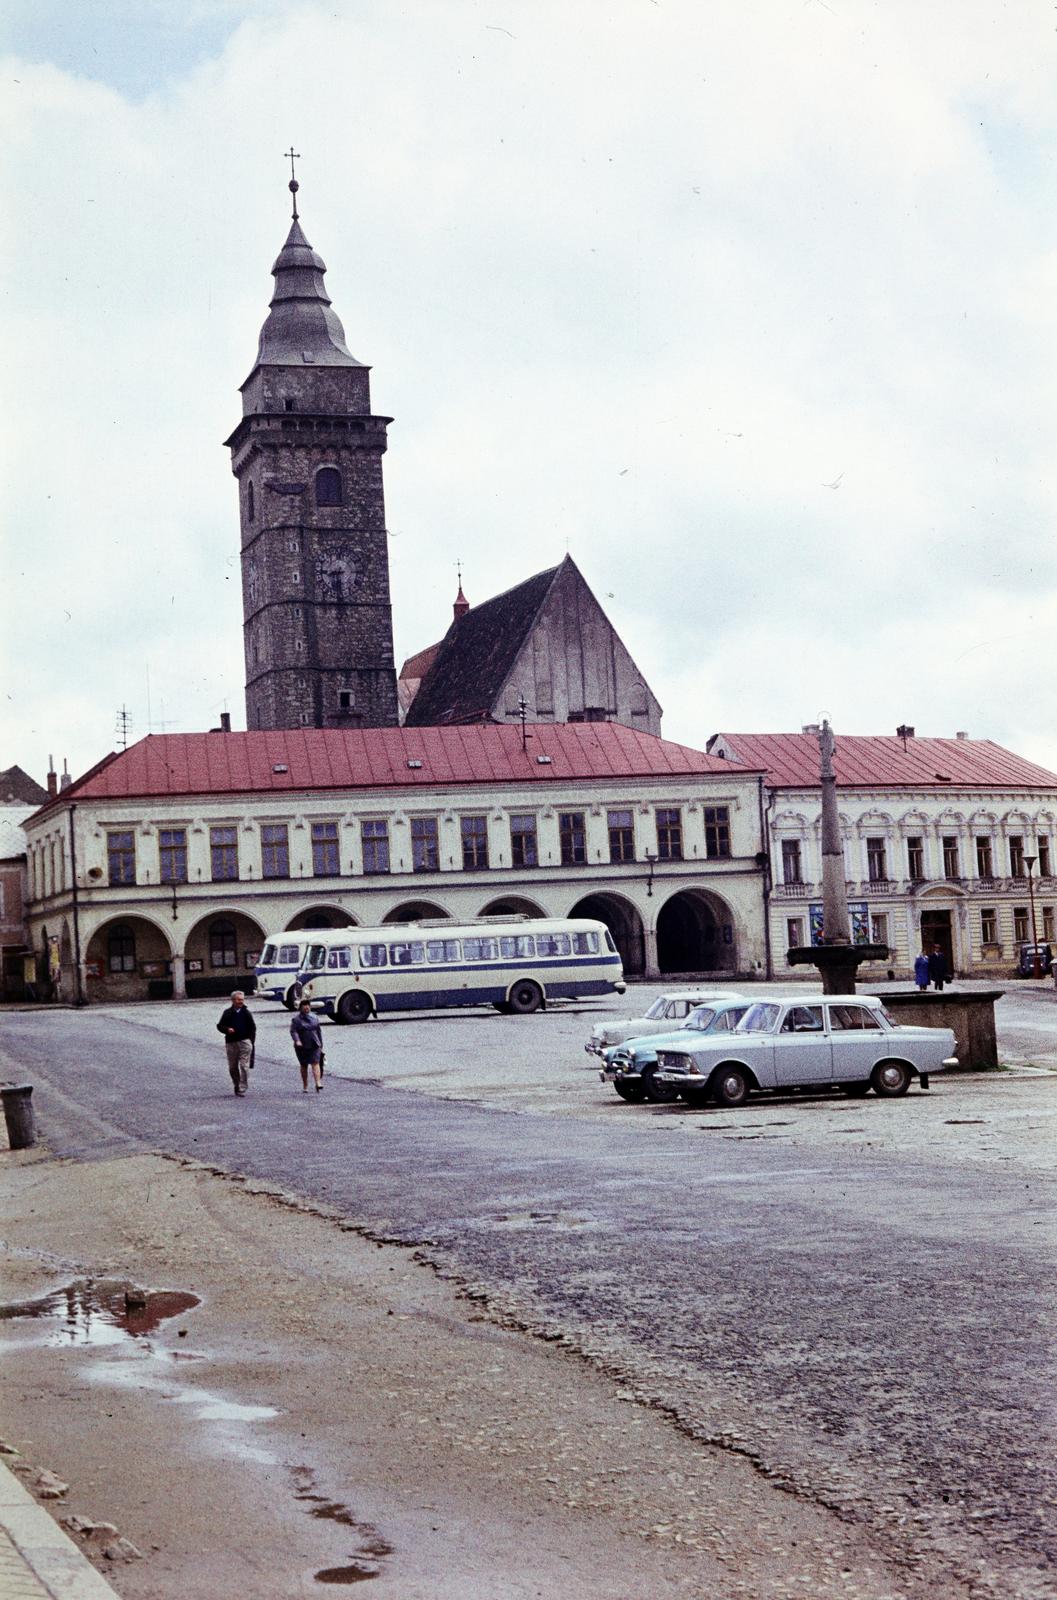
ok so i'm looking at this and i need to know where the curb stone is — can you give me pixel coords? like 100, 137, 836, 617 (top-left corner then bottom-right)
0, 1459, 123, 1599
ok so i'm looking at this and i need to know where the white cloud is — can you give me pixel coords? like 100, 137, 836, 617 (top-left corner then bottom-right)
3, 0, 1056, 784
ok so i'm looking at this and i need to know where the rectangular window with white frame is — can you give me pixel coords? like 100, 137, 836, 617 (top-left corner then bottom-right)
976, 836, 994, 878
786, 917, 803, 950
870, 914, 888, 947
980, 907, 997, 944
210, 827, 239, 882
866, 837, 887, 883
159, 829, 187, 885
907, 837, 924, 881
107, 831, 136, 887
1014, 906, 1029, 943
460, 816, 489, 870
1043, 905, 1054, 942
781, 839, 802, 884
942, 836, 959, 879
607, 810, 635, 863
704, 806, 730, 860
1010, 836, 1025, 877
261, 824, 290, 879
411, 816, 440, 873
361, 820, 389, 874
1038, 838, 1051, 877
311, 821, 340, 877
656, 808, 683, 861
509, 814, 538, 868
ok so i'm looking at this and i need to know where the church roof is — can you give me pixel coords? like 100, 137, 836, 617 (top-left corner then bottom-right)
250, 217, 365, 372
0, 765, 48, 805
403, 564, 561, 726
33, 724, 752, 814
709, 733, 1057, 790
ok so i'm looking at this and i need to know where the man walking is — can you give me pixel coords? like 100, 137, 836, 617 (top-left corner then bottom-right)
216, 990, 256, 1096
928, 944, 948, 993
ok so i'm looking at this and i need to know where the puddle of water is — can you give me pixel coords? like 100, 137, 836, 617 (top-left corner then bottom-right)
0, 1279, 199, 1348
292, 1467, 392, 1586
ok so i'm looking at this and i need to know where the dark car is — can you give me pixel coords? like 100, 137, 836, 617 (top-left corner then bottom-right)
1018, 943, 1053, 977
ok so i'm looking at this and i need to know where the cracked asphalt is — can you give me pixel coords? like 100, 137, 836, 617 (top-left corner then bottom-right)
0, 987, 1054, 1600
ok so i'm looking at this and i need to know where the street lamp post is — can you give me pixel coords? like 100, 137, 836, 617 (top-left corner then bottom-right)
1024, 854, 1041, 978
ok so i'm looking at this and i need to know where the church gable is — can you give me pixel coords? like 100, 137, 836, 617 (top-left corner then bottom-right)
497, 559, 661, 733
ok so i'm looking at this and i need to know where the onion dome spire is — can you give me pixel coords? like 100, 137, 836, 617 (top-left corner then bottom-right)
251, 150, 363, 369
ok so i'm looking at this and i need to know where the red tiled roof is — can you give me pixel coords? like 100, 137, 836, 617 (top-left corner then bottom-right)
39, 724, 758, 812
712, 733, 1057, 790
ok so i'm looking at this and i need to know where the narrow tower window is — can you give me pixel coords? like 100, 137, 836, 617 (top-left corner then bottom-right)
315, 467, 343, 507
246, 481, 255, 523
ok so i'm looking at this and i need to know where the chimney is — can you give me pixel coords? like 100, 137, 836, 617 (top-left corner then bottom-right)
801, 723, 820, 735
453, 583, 470, 622
956, 730, 969, 740
59, 759, 71, 791
47, 755, 57, 798
220, 711, 231, 733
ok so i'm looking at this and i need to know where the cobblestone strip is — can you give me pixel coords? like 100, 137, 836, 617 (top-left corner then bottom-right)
0, 1463, 121, 1600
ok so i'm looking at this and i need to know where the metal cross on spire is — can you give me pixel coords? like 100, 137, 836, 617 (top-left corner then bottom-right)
285, 146, 301, 219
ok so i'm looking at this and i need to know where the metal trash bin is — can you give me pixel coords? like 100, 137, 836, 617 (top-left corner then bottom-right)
1, 1084, 36, 1150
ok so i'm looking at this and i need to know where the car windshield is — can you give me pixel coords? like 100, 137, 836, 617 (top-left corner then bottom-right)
737, 1003, 781, 1034
643, 998, 668, 1020
685, 1007, 716, 1031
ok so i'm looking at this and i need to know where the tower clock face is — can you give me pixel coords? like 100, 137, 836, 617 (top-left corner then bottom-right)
315, 548, 357, 602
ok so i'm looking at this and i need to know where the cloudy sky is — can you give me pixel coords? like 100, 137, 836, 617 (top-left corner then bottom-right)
3, 0, 1055, 787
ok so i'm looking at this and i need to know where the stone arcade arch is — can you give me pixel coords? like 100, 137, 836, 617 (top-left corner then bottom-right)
184, 909, 267, 998
383, 901, 451, 924
478, 896, 548, 919
287, 905, 357, 931
568, 893, 646, 977
84, 915, 175, 1003
655, 889, 736, 975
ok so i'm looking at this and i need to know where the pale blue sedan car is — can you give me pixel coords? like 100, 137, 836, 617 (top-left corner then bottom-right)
600, 998, 752, 1103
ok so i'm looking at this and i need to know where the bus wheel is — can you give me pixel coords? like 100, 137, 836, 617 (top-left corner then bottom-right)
507, 981, 542, 1015
337, 991, 372, 1025
283, 982, 302, 1011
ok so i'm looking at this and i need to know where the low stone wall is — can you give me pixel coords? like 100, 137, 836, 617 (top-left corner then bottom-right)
883, 989, 1003, 1070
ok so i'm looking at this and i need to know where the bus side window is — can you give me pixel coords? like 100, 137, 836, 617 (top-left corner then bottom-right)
358, 943, 388, 969
464, 938, 498, 961
306, 945, 326, 969
572, 931, 599, 954
327, 947, 351, 970
390, 942, 426, 966
426, 939, 461, 964
538, 933, 570, 956
500, 935, 535, 958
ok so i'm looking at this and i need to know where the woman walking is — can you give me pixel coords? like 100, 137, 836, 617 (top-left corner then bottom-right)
290, 998, 325, 1093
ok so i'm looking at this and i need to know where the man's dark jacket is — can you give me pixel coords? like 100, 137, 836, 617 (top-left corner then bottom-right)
216, 1005, 257, 1041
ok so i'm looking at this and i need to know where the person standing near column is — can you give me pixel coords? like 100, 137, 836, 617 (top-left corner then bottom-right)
290, 998, 325, 1093
217, 990, 256, 1096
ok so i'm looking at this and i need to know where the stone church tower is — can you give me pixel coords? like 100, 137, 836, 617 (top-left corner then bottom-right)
225, 181, 399, 730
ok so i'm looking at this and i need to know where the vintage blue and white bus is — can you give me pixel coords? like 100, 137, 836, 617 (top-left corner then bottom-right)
300, 917, 625, 1023
254, 933, 331, 1009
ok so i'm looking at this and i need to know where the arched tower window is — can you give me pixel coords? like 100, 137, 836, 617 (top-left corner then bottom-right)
315, 467, 343, 507
246, 481, 255, 523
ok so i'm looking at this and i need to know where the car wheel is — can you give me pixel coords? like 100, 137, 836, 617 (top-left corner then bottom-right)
871, 1060, 911, 1098
283, 982, 302, 1011
641, 1066, 682, 1104
709, 1064, 749, 1108
841, 1081, 871, 1097
336, 990, 372, 1025
613, 1081, 645, 1103
507, 980, 542, 1015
